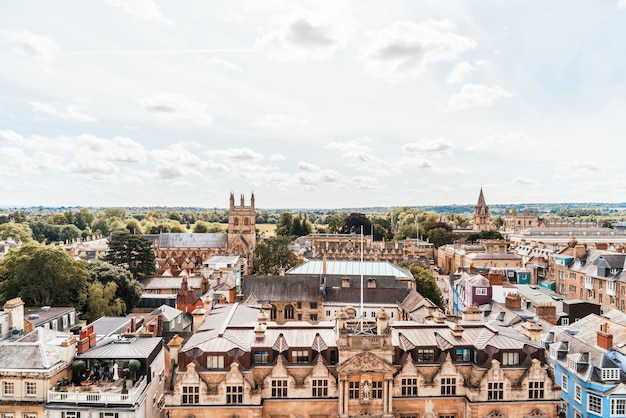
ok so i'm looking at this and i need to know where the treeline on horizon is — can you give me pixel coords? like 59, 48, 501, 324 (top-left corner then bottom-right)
1, 202, 626, 246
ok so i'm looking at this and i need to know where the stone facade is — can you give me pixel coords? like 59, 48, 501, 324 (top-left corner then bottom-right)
164, 303, 561, 418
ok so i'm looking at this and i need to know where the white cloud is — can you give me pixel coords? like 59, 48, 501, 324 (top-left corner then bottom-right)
556, 159, 603, 174
0, 147, 41, 176
326, 137, 373, 153
268, 154, 286, 162
76, 135, 147, 163
402, 138, 454, 153
209, 147, 264, 162
28, 101, 97, 122
360, 20, 476, 81
103, 0, 173, 24
297, 161, 320, 172
447, 84, 515, 111
1, 29, 59, 62
255, 114, 299, 129
618, 0, 626, 9
255, 12, 354, 62
65, 159, 119, 176
466, 132, 535, 152
295, 169, 342, 186
139, 93, 213, 125
512, 177, 539, 186
207, 58, 242, 72
0, 130, 24, 143
395, 157, 433, 169
446, 60, 489, 84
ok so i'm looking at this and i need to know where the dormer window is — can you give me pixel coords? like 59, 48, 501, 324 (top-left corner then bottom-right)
602, 368, 620, 381
476, 288, 487, 296
567, 357, 577, 370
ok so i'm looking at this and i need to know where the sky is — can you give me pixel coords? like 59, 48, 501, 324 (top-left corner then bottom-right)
1, 1, 626, 210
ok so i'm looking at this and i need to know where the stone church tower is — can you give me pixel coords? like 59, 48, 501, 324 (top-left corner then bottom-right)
473, 187, 494, 232
227, 192, 257, 274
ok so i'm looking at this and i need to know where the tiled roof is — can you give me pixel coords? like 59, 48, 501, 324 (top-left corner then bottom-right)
243, 275, 321, 302
77, 337, 163, 360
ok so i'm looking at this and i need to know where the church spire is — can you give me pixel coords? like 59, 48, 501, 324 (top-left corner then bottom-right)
476, 187, 486, 207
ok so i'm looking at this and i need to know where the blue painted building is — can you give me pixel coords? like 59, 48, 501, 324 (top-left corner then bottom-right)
545, 312, 626, 418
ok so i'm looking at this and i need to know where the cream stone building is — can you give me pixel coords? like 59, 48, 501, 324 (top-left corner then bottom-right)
164, 303, 561, 418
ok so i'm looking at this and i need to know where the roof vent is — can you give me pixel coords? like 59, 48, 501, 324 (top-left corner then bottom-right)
28, 314, 39, 319
41, 306, 51, 311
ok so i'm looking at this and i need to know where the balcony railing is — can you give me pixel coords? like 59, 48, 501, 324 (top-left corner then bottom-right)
47, 376, 147, 405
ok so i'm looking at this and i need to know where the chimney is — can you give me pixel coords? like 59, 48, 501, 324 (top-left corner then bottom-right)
521, 320, 543, 342
505, 292, 522, 310
322, 254, 327, 275
450, 322, 464, 337
574, 243, 586, 259
157, 310, 164, 337
278, 268, 285, 276
461, 305, 482, 322
167, 335, 184, 366
368, 278, 377, 288
597, 322, 613, 350
535, 302, 557, 325
191, 306, 207, 331
130, 317, 136, 333
376, 309, 389, 335
255, 310, 268, 340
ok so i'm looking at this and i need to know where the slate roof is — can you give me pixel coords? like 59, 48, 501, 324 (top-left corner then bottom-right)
0, 342, 61, 369
243, 275, 321, 302
324, 287, 411, 304
157, 233, 228, 249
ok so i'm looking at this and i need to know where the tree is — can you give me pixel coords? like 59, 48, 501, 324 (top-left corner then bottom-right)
467, 230, 504, 242
340, 213, 373, 235
192, 221, 210, 233
83, 281, 124, 323
86, 261, 143, 313
0, 244, 88, 309
103, 230, 156, 279
426, 227, 455, 248
254, 236, 299, 275
74, 208, 95, 231
407, 264, 444, 308
0, 223, 33, 243
91, 217, 110, 236
275, 213, 294, 237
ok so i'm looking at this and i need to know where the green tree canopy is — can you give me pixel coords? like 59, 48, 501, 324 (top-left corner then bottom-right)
0, 244, 88, 309
83, 281, 124, 323
407, 263, 444, 309
0, 223, 33, 243
467, 230, 504, 242
426, 227, 455, 248
254, 236, 299, 275
103, 231, 156, 279
340, 213, 373, 235
86, 261, 143, 313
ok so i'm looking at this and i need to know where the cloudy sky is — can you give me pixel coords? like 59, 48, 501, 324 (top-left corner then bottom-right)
2, 1, 626, 209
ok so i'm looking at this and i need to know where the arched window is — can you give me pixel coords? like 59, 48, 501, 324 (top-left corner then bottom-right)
270, 305, 277, 320
244, 218, 249, 226
233, 217, 239, 226
284, 304, 294, 320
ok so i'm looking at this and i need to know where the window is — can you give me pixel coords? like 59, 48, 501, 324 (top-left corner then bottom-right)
441, 377, 456, 395
254, 351, 269, 364
3, 382, 14, 396
575, 384, 582, 402
528, 381, 544, 399
226, 385, 243, 404
372, 381, 382, 399
602, 368, 620, 381
488, 382, 503, 400
62, 315, 69, 329
349, 381, 360, 399
326, 310, 331, 316
417, 349, 435, 362
22, 415, 37, 418
561, 374, 568, 393
309, 314, 318, 321
99, 414, 118, 418
25, 382, 36, 396
588, 393, 602, 414
291, 350, 309, 363
207, 355, 224, 369
1, 415, 14, 418
611, 398, 626, 416
310, 302, 317, 309
455, 348, 470, 362
284, 305, 294, 320
502, 352, 520, 365
402, 378, 418, 396
271, 380, 287, 398
476, 288, 487, 296
62, 413, 81, 418
182, 385, 199, 404
312, 379, 328, 397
